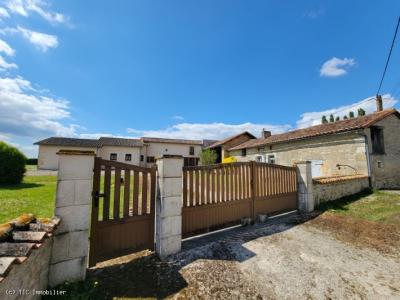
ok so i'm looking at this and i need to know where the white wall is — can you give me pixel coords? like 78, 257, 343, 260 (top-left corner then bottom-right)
38, 145, 98, 170
38, 142, 203, 170
145, 142, 202, 165
98, 146, 141, 166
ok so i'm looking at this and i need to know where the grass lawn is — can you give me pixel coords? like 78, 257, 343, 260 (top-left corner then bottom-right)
0, 175, 57, 223
317, 189, 400, 226
25, 164, 38, 172
0, 172, 150, 224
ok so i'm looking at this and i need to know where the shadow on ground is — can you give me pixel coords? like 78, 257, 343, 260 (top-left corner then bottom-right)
50, 212, 321, 299
0, 182, 44, 190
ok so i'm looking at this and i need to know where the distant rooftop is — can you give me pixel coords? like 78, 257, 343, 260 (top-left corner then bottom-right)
34, 137, 100, 147
35, 136, 213, 147
140, 137, 204, 145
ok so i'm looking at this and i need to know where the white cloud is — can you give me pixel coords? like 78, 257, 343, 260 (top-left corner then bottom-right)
303, 8, 324, 19
0, 55, 17, 70
296, 94, 398, 128
0, 132, 10, 141
0, 7, 10, 18
0, 76, 79, 138
0, 38, 14, 56
320, 57, 355, 77
127, 122, 291, 140
6, 0, 68, 25
6, 26, 58, 51
172, 115, 184, 121
6, 0, 27, 16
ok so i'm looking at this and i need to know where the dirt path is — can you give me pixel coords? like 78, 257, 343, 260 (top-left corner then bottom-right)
235, 224, 400, 299
86, 213, 400, 299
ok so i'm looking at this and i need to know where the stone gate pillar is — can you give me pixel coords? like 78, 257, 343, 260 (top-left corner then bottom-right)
48, 150, 95, 287
296, 161, 314, 212
155, 155, 184, 258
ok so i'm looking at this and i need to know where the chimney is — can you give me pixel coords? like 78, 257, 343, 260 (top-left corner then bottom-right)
261, 128, 271, 139
376, 95, 383, 112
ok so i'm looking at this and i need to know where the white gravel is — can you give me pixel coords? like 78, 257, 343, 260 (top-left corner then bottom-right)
236, 225, 400, 299
173, 219, 400, 299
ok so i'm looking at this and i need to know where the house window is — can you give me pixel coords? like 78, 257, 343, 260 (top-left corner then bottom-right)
184, 157, 199, 167
125, 154, 132, 161
371, 126, 385, 154
110, 153, 117, 161
241, 149, 247, 157
189, 146, 195, 155
267, 155, 275, 164
147, 156, 155, 163
255, 155, 264, 162
140, 155, 144, 162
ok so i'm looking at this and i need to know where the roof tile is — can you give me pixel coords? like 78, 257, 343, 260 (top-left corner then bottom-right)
229, 109, 400, 151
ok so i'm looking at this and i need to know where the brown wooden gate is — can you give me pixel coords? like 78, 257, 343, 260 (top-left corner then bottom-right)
182, 162, 297, 238
89, 158, 156, 267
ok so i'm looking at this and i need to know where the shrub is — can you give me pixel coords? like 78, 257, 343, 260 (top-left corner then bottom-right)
200, 149, 217, 165
0, 141, 27, 184
26, 158, 38, 165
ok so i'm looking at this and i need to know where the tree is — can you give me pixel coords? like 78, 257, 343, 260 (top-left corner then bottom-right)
349, 111, 355, 118
0, 141, 27, 184
199, 149, 217, 166
329, 114, 335, 123
321, 115, 328, 124
343, 115, 348, 120
335, 116, 340, 122
357, 108, 366, 116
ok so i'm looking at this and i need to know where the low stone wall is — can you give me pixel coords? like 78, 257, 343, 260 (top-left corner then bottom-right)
313, 175, 370, 205
0, 215, 60, 299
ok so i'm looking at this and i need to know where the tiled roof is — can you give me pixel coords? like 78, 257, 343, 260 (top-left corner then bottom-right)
202, 139, 219, 147
141, 137, 204, 145
34, 137, 100, 147
0, 214, 60, 281
98, 137, 143, 147
208, 131, 256, 148
229, 109, 400, 151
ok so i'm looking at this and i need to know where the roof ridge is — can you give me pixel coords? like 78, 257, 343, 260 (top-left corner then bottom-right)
228, 108, 399, 151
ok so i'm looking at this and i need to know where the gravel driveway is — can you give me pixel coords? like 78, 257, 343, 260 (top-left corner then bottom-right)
86, 212, 400, 299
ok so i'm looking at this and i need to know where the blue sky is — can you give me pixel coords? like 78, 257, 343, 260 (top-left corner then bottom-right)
0, 0, 399, 157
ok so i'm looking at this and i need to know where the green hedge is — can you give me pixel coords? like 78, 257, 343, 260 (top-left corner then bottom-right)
26, 158, 38, 165
0, 141, 27, 184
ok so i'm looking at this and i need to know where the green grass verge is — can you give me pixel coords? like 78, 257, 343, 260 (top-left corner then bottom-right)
317, 189, 400, 225
0, 175, 56, 223
25, 164, 37, 171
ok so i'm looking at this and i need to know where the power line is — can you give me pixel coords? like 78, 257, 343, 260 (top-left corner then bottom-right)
376, 16, 400, 95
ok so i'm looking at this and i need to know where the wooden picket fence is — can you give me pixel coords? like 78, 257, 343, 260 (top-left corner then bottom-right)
182, 161, 297, 237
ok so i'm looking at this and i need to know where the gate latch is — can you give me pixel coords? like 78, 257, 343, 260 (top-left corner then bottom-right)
92, 191, 105, 207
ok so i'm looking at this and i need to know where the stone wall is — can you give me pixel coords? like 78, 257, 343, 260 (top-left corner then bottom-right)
365, 114, 400, 189
313, 175, 370, 205
230, 131, 369, 177
0, 216, 60, 299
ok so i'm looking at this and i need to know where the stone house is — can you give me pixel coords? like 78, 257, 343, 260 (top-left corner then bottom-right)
207, 131, 256, 163
35, 136, 215, 170
213, 108, 400, 189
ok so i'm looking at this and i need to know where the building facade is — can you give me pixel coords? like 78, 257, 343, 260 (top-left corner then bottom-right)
35, 136, 212, 170
217, 108, 400, 189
